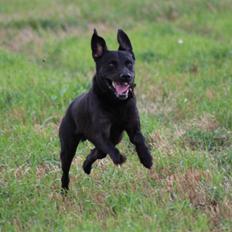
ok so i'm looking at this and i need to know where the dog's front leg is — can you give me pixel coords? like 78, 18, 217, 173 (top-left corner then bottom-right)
126, 124, 153, 169
90, 135, 126, 165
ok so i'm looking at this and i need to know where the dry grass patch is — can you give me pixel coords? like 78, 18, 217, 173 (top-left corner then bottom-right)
36, 163, 59, 180
8, 106, 27, 124
150, 130, 175, 155
172, 113, 231, 151
191, 113, 219, 132
166, 169, 211, 206
149, 166, 231, 229
14, 164, 31, 179
164, 168, 232, 228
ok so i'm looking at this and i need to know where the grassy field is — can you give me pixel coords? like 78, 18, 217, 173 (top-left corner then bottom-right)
0, 0, 232, 231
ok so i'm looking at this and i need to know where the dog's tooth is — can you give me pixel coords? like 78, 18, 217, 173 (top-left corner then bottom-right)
112, 82, 116, 88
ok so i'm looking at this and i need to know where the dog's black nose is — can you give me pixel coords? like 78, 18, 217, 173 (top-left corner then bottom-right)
120, 73, 132, 81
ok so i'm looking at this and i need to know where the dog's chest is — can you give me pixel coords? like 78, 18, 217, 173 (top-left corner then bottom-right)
107, 106, 129, 126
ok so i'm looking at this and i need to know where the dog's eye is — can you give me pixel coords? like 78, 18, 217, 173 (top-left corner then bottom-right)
108, 61, 117, 68
126, 60, 132, 68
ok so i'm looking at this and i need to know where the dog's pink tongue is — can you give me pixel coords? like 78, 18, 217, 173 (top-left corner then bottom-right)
115, 83, 129, 95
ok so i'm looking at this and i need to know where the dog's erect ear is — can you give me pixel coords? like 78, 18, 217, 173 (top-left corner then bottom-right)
117, 29, 135, 59
91, 29, 107, 59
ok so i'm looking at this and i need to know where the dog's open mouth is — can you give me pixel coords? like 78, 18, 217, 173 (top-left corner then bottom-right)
110, 81, 130, 99
105, 79, 132, 100
113, 81, 129, 95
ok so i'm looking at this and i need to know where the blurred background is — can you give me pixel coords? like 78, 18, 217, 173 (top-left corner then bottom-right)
0, 1, 232, 231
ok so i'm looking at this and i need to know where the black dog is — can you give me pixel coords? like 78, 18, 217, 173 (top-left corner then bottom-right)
59, 29, 153, 190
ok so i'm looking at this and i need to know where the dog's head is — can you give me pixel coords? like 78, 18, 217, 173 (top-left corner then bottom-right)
91, 29, 135, 100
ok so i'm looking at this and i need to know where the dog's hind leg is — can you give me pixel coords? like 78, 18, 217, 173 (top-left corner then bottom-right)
59, 116, 81, 191
82, 148, 106, 174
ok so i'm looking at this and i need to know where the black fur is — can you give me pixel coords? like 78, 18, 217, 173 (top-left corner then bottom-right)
59, 29, 153, 191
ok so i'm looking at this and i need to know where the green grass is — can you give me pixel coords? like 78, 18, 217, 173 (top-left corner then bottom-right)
0, 0, 232, 231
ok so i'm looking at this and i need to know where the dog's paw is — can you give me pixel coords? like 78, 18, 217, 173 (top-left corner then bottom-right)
61, 187, 69, 196
119, 154, 127, 164
113, 154, 127, 165
82, 160, 92, 175
141, 155, 153, 169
